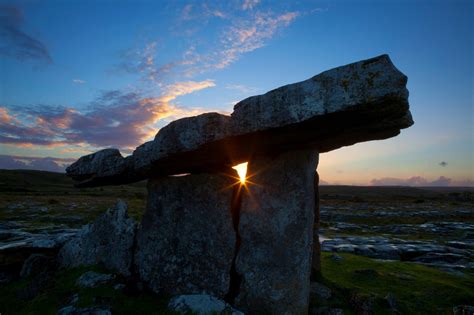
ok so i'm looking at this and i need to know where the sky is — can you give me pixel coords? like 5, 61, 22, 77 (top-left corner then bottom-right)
0, 0, 472, 186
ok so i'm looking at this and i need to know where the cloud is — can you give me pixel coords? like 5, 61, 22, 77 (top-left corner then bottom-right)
0, 80, 216, 152
0, 5, 52, 64
369, 176, 470, 187
226, 84, 258, 94
117, 5, 301, 83
73, 79, 85, 84
0, 155, 75, 172
242, 0, 260, 10
439, 161, 448, 167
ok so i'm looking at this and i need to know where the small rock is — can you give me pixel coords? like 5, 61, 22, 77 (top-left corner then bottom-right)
76, 271, 115, 288
70, 293, 80, 305
453, 305, 474, 315
311, 307, 345, 315
330, 254, 343, 262
168, 294, 244, 315
113, 283, 125, 290
57, 306, 112, 315
310, 282, 332, 300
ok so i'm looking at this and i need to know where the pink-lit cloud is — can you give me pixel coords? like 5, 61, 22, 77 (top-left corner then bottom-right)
0, 80, 215, 153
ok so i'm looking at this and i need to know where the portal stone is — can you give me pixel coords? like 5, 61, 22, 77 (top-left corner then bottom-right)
312, 171, 322, 278
134, 172, 236, 298
235, 150, 319, 314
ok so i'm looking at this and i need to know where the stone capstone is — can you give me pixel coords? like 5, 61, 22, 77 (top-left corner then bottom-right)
235, 150, 318, 314
134, 172, 236, 298
66, 55, 412, 187
58, 200, 136, 276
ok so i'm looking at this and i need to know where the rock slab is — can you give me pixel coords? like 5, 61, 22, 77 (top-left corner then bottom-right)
58, 200, 137, 276
134, 172, 236, 298
235, 150, 319, 314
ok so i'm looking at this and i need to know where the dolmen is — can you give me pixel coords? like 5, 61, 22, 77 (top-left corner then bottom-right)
65, 55, 413, 314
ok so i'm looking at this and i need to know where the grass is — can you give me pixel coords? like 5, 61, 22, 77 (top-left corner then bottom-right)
313, 252, 474, 314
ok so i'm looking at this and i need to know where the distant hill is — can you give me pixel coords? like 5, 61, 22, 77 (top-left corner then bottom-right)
0, 169, 146, 196
0, 169, 472, 201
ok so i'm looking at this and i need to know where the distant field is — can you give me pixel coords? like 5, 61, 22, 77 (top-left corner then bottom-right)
1, 169, 472, 199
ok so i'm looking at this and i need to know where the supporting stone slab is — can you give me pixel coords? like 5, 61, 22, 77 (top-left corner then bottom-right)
235, 150, 319, 314
134, 172, 237, 298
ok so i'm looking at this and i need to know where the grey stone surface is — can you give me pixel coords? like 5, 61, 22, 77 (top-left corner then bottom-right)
231, 55, 410, 134
20, 253, 56, 278
235, 150, 318, 314
67, 55, 412, 187
134, 172, 236, 298
57, 306, 112, 315
76, 271, 115, 288
310, 282, 332, 300
168, 294, 244, 315
66, 148, 126, 182
58, 200, 136, 276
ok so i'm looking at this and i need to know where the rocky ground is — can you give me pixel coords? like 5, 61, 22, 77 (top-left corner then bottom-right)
319, 193, 474, 273
0, 170, 473, 314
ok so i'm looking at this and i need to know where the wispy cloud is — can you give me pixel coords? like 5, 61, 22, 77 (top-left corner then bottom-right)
226, 83, 258, 94
72, 79, 86, 84
0, 5, 52, 64
370, 176, 473, 187
117, 4, 302, 83
242, 0, 260, 11
0, 79, 216, 152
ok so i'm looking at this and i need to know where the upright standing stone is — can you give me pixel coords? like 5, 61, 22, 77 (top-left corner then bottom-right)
312, 171, 322, 278
134, 172, 237, 298
235, 150, 319, 314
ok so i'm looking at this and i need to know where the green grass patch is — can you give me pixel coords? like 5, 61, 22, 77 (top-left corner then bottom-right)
315, 252, 474, 314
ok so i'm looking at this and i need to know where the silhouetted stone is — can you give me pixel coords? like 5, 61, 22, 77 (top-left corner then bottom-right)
134, 172, 236, 298
58, 200, 136, 276
67, 55, 412, 187
235, 150, 318, 314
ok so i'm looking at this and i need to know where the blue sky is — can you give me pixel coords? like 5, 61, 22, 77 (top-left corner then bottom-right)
0, 0, 472, 185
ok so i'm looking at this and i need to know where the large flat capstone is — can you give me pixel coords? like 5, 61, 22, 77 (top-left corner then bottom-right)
66, 55, 412, 187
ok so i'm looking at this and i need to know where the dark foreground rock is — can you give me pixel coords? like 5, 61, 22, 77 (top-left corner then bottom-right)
134, 172, 236, 298
235, 150, 318, 314
168, 294, 244, 315
58, 200, 136, 276
67, 55, 412, 187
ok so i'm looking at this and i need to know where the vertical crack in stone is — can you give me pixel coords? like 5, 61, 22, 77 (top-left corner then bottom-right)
225, 181, 243, 304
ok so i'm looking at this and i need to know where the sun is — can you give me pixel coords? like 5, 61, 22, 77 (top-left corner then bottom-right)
232, 162, 248, 184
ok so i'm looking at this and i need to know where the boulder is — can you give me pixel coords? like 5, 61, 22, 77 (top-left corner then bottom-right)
67, 55, 412, 187
235, 150, 318, 314
58, 200, 136, 276
134, 172, 236, 298
20, 253, 56, 278
168, 294, 244, 315
76, 271, 115, 288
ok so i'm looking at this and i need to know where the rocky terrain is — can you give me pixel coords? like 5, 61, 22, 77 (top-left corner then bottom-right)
1, 170, 473, 314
